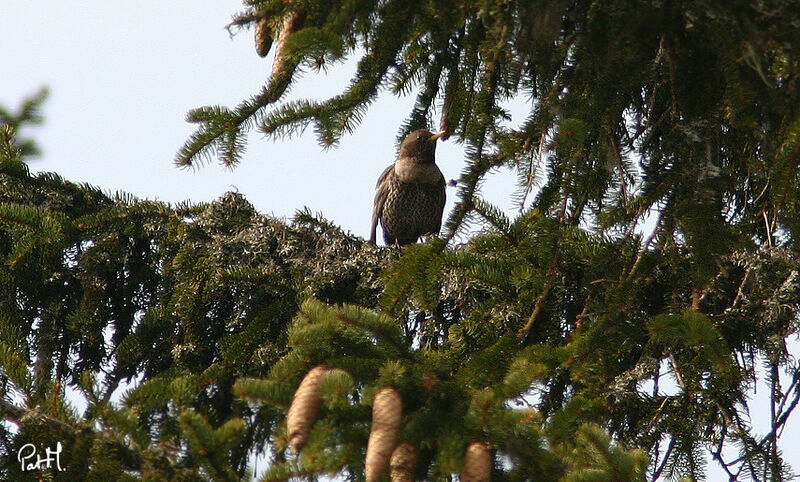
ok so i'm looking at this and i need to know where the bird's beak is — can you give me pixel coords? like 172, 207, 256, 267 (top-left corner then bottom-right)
429, 131, 447, 142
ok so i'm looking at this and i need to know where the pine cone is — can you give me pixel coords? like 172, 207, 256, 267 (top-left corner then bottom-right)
286, 365, 328, 452
390, 443, 418, 482
271, 11, 304, 79
462, 442, 491, 482
365, 387, 403, 482
254, 15, 272, 57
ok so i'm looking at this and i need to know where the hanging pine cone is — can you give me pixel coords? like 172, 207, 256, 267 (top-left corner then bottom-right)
390, 443, 418, 482
286, 364, 328, 452
365, 387, 403, 482
271, 11, 305, 80
462, 442, 491, 482
254, 15, 272, 57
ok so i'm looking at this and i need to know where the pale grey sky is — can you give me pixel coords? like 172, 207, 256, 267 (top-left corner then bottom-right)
2, 2, 797, 479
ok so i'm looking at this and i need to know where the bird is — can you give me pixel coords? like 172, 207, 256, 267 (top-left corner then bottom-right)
370, 129, 447, 246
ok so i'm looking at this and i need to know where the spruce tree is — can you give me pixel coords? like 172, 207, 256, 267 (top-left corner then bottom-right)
2, 1, 800, 480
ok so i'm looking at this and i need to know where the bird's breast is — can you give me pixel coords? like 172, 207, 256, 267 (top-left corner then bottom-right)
393, 157, 443, 184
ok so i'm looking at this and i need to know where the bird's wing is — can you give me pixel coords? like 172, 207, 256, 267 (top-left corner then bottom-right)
370, 164, 395, 244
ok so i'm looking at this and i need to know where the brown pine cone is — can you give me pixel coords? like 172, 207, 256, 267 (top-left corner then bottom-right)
271, 11, 304, 79
254, 15, 272, 57
390, 443, 418, 482
365, 387, 403, 482
286, 365, 329, 452
462, 442, 491, 482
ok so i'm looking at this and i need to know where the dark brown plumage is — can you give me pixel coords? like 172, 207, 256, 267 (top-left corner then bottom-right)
370, 130, 446, 246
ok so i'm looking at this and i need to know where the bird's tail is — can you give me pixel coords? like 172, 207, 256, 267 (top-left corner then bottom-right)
369, 215, 378, 245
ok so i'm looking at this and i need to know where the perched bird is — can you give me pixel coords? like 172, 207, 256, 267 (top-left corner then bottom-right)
370, 129, 446, 246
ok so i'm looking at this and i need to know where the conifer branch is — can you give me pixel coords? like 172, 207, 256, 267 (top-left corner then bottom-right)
0, 87, 48, 158
442, 17, 507, 245
626, 208, 664, 281
606, 122, 629, 207
652, 435, 675, 480
518, 190, 567, 341
0, 398, 74, 434
517, 254, 558, 341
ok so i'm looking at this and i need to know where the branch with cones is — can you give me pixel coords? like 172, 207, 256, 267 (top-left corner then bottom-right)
284, 365, 493, 481
252, 8, 306, 81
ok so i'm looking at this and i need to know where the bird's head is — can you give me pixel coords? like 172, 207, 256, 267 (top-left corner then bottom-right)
399, 129, 446, 163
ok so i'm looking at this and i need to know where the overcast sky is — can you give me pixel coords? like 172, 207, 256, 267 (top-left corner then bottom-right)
3, 2, 798, 479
